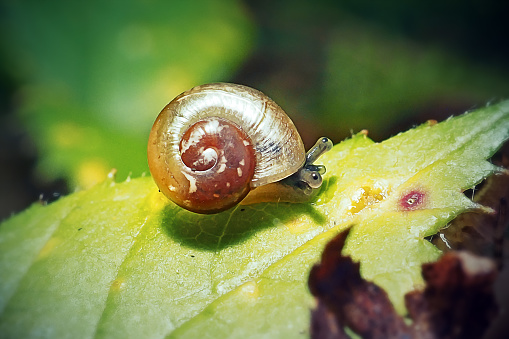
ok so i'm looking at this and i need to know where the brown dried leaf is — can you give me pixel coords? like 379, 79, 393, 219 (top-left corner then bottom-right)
406, 252, 498, 339
309, 228, 410, 339
432, 155, 509, 265
309, 229, 500, 339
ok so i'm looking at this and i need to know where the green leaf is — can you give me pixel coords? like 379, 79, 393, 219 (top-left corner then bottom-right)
1, 101, 508, 338
0, 0, 254, 187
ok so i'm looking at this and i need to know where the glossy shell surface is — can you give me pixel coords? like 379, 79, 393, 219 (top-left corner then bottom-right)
147, 83, 306, 213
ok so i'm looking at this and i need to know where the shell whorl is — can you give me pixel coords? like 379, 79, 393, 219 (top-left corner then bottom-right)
147, 83, 307, 213
159, 83, 306, 187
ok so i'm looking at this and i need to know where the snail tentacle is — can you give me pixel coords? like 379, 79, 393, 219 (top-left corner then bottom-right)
280, 137, 333, 192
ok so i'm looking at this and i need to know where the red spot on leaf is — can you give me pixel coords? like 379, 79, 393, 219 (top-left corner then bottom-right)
400, 190, 426, 211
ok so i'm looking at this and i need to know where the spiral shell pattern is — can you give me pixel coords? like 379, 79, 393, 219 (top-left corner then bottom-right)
148, 83, 306, 213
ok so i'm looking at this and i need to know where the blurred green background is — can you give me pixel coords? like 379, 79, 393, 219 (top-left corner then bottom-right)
1, 0, 508, 219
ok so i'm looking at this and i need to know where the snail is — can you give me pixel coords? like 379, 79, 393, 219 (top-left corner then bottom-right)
147, 83, 333, 214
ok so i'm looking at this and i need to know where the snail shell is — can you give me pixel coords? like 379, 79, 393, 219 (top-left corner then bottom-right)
148, 83, 330, 214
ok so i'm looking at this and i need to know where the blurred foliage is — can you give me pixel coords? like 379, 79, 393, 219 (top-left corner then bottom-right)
0, 0, 254, 189
235, 1, 509, 144
1, 0, 509, 218
320, 21, 508, 137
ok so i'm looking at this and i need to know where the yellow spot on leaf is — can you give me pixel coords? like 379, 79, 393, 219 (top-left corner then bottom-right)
148, 187, 170, 213
285, 215, 315, 234
239, 281, 259, 301
111, 277, 126, 292
37, 237, 61, 259
349, 184, 390, 214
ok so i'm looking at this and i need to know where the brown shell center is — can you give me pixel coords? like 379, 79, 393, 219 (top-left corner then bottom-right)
178, 117, 256, 213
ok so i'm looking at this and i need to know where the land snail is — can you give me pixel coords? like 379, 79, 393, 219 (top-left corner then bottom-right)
147, 83, 333, 214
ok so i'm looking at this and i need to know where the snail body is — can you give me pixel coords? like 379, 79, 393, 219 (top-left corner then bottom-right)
148, 83, 332, 214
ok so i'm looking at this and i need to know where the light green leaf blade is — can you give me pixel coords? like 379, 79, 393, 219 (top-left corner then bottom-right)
1, 101, 508, 338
